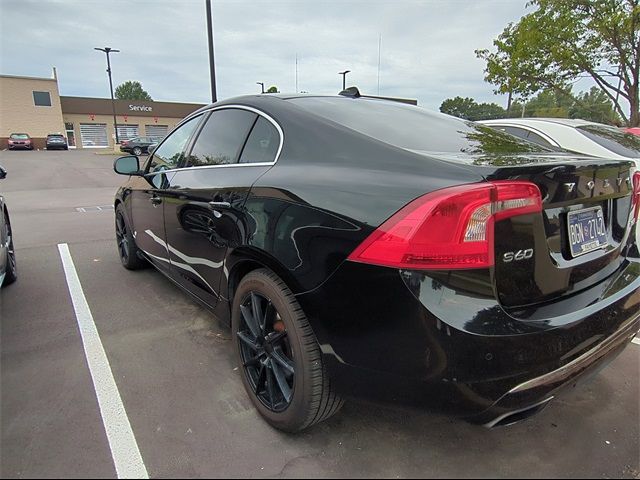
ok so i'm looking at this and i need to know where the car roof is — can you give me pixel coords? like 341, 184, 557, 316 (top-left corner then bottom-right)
479, 117, 600, 128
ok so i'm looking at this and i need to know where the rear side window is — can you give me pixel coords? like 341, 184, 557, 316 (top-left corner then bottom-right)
239, 117, 280, 164
187, 109, 257, 167
289, 97, 550, 155
577, 125, 640, 158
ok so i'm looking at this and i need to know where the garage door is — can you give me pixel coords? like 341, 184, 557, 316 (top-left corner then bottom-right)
116, 124, 139, 141
79, 123, 108, 148
145, 125, 168, 139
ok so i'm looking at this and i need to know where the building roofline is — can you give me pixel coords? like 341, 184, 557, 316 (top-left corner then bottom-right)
59, 95, 206, 107
0, 73, 57, 82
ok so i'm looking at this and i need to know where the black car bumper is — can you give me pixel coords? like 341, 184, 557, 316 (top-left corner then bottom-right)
296, 260, 640, 423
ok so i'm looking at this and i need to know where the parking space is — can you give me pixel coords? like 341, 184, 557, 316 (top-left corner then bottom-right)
1, 150, 639, 478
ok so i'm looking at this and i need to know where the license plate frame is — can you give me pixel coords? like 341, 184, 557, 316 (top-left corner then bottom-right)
567, 206, 608, 258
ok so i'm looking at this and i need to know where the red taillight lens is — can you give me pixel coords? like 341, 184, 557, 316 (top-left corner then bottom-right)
633, 171, 640, 222
348, 181, 542, 270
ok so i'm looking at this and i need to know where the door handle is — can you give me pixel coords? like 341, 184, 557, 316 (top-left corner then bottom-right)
208, 201, 231, 209
150, 196, 163, 206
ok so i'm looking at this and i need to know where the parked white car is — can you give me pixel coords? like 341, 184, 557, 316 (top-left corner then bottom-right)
478, 118, 640, 165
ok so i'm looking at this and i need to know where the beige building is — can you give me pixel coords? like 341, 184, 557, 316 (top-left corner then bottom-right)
1, 69, 204, 150
0, 69, 65, 148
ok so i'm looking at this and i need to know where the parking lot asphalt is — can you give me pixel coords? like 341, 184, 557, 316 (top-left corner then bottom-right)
1, 149, 639, 479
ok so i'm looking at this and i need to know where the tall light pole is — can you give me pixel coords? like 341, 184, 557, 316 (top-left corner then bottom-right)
94, 47, 120, 145
205, 0, 217, 103
256, 82, 265, 94
339, 70, 351, 91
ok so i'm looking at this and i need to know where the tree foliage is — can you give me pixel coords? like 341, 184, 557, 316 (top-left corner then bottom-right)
115, 81, 153, 101
476, 0, 640, 126
440, 96, 506, 120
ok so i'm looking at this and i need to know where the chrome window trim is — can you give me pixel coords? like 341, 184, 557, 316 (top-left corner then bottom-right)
147, 105, 284, 177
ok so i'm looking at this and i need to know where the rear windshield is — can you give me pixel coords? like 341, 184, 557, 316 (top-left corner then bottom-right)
10, 134, 29, 139
288, 97, 551, 155
48, 134, 64, 138
577, 125, 640, 158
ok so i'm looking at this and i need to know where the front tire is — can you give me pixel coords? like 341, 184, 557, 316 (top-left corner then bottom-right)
115, 204, 146, 270
132, 147, 143, 156
2, 210, 17, 286
232, 269, 343, 432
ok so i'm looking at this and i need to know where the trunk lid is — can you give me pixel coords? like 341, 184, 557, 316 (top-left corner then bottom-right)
435, 152, 637, 308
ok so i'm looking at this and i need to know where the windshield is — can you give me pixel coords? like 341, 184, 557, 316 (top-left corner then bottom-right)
288, 97, 552, 155
10, 134, 29, 139
577, 125, 640, 158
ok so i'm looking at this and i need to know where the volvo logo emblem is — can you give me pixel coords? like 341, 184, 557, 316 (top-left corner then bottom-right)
564, 183, 576, 193
587, 181, 595, 190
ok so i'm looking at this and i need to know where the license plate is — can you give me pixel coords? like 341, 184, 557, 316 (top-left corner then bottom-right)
567, 207, 608, 257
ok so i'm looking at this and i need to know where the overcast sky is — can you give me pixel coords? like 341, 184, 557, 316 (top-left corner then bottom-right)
1, 0, 572, 110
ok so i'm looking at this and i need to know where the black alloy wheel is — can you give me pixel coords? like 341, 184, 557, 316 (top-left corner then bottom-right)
237, 291, 296, 412
232, 269, 344, 432
3, 211, 17, 286
133, 147, 143, 156
115, 204, 146, 270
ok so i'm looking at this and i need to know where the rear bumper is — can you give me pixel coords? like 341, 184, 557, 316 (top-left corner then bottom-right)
296, 260, 640, 420
471, 313, 639, 426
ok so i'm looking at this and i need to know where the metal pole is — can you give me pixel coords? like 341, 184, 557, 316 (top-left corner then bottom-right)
105, 52, 119, 145
95, 47, 120, 146
256, 82, 265, 94
377, 34, 381, 95
339, 70, 350, 91
205, 0, 217, 103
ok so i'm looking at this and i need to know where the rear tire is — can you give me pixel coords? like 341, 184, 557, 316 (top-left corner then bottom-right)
115, 204, 146, 270
133, 147, 143, 156
2, 210, 17, 286
232, 268, 344, 432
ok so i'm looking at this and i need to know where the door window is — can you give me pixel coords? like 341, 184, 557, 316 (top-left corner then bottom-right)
148, 115, 202, 174
186, 109, 257, 167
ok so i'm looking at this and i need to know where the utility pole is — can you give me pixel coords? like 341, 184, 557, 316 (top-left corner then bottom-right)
256, 82, 265, 94
377, 34, 381, 95
205, 0, 217, 103
94, 47, 120, 145
339, 70, 351, 91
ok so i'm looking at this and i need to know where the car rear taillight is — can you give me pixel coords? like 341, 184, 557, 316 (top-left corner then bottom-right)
633, 172, 640, 222
348, 181, 542, 270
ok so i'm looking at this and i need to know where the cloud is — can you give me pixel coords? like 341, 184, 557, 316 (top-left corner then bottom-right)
0, 0, 531, 110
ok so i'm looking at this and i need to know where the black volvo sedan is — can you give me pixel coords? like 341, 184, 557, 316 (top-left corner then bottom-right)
113, 92, 640, 432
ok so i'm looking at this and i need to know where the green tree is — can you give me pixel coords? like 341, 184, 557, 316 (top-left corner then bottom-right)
476, 0, 640, 126
522, 88, 575, 117
266, 86, 279, 93
440, 96, 506, 121
115, 81, 152, 101
570, 86, 622, 124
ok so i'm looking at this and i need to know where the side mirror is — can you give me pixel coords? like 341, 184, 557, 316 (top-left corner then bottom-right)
0, 165, 6, 179
114, 155, 141, 176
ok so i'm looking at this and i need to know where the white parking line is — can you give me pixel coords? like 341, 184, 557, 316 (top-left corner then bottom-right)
632, 337, 640, 346
58, 243, 148, 479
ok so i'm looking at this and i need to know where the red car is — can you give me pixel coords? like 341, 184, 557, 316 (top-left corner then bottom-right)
7, 133, 33, 150
624, 127, 640, 136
